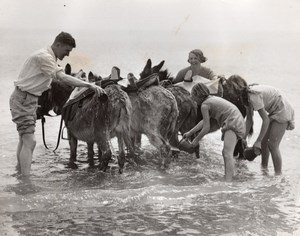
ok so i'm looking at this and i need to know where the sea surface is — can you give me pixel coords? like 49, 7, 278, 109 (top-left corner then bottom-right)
0, 28, 300, 235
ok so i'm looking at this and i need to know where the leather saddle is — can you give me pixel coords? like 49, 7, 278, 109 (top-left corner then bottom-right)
62, 89, 95, 126
62, 88, 108, 126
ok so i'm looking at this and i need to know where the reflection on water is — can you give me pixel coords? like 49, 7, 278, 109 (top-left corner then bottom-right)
0, 135, 300, 236
1, 28, 300, 235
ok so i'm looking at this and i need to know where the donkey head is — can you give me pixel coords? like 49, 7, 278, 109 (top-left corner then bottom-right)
36, 90, 53, 119
139, 59, 165, 79
139, 59, 174, 87
36, 64, 79, 118
88, 71, 102, 85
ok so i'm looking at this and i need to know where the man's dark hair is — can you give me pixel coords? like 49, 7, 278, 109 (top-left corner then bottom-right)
54, 32, 76, 48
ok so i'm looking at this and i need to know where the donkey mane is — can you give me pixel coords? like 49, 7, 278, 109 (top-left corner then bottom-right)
158, 69, 173, 82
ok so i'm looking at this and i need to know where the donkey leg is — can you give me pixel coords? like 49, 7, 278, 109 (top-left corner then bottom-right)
68, 133, 78, 169
160, 143, 171, 169
123, 131, 145, 165
97, 140, 112, 172
116, 134, 125, 174
147, 133, 171, 169
134, 133, 142, 151
87, 142, 95, 167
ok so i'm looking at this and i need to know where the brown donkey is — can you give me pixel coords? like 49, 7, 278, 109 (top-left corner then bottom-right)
37, 64, 131, 173
126, 59, 179, 168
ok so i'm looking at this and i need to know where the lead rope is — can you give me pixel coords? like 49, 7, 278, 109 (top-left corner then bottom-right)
41, 115, 64, 152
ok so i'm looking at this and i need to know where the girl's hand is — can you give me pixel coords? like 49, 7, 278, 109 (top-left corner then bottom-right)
182, 132, 191, 140
253, 141, 262, 155
253, 141, 261, 149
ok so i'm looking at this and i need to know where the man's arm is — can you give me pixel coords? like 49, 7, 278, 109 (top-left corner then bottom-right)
56, 71, 105, 96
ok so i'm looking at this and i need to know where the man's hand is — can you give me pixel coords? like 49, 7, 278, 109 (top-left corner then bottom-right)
89, 83, 104, 96
88, 83, 108, 102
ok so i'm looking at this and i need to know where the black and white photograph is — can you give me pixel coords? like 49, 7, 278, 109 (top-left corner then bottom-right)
0, 0, 299, 235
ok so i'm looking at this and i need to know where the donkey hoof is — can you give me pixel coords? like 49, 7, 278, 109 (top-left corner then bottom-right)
160, 163, 168, 170
88, 162, 95, 168
119, 168, 123, 174
67, 162, 78, 169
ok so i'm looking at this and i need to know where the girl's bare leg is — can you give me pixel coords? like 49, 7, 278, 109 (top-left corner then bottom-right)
222, 130, 237, 181
268, 121, 287, 175
261, 126, 271, 171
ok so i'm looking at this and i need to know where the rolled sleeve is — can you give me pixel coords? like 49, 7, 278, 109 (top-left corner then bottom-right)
38, 54, 63, 78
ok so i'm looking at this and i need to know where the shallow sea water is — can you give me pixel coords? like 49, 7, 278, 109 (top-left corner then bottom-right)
0, 29, 300, 235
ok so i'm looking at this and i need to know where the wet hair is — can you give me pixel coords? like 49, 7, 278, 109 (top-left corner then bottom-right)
191, 83, 210, 105
188, 49, 207, 63
54, 32, 76, 48
240, 87, 250, 106
227, 75, 248, 91
227, 75, 249, 106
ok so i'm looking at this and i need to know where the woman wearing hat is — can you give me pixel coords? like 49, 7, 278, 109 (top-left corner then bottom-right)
173, 49, 218, 84
182, 83, 246, 181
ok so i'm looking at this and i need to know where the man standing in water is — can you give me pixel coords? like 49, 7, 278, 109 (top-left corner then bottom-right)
9, 32, 105, 176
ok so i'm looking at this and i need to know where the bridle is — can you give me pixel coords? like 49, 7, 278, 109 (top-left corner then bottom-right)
39, 88, 66, 152
40, 114, 65, 152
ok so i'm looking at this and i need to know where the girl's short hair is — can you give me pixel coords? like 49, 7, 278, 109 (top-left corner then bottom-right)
191, 83, 210, 101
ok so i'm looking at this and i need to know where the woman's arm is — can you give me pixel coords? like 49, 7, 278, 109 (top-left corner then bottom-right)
191, 104, 211, 146
206, 67, 218, 80
254, 108, 270, 149
200, 66, 217, 80
183, 120, 204, 140
173, 68, 188, 84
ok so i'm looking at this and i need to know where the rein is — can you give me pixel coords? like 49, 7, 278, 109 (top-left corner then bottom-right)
41, 115, 64, 152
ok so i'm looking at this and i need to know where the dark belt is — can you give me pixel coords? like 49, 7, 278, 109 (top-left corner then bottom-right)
16, 86, 39, 97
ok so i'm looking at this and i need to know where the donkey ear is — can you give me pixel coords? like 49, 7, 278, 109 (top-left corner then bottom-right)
145, 59, 152, 70
65, 63, 71, 75
141, 59, 152, 75
152, 60, 165, 72
88, 71, 94, 81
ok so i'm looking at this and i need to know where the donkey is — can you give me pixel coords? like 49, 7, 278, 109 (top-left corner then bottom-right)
159, 70, 248, 159
88, 71, 136, 168
37, 64, 129, 173
157, 69, 199, 157
126, 59, 179, 168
